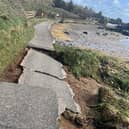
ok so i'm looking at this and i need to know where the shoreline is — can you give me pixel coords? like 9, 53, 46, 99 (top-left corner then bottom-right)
61, 23, 129, 61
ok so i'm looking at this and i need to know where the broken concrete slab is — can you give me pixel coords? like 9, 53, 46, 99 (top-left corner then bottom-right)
28, 22, 54, 51
19, 70, 81, 115
21, 49, 66, 80
0, 82, 58, 129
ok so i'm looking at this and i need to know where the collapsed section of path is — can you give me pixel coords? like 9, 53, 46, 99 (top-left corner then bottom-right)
18, 22, 81, 128
0, 22, 81, 129
21, 49, 66, 80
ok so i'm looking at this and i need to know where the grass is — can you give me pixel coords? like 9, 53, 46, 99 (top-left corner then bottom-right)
95, 87, 129, 129
29, 18, 48, 25
0, 17, 34, 74
54, 44, 129, 92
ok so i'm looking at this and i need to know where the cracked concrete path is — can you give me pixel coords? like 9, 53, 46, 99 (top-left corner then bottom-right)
28, 22, 54, 51
17, 22, 81, 129
19, 70, 80, 115
0, 82, 58, 129
21, 49, 66, 80
0, 22, 81, 129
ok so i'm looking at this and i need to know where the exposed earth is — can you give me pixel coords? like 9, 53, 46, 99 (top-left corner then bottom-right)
0, 20, 129, 129
60, 70, 102, 129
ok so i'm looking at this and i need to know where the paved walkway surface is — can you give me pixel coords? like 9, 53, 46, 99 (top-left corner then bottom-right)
28, 22, 54, 51
0, 22, 80, 129
19, 70, 79, 115
0, 82, 58, 129
21, 49, 66, 80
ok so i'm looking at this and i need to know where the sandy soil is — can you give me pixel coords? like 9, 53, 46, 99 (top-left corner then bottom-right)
60, 69, 102, 129
51, 23, 72, 41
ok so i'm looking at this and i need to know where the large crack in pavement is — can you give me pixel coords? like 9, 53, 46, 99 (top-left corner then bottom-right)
20, 49, 66, 80
0, 22, 81, 129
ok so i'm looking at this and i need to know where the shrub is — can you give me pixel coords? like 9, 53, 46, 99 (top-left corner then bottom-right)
54, 44, 129, 92
54, 44, 100, 80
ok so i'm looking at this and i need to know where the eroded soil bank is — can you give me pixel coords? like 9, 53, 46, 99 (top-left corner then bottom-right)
0, 48, 28, 83
60, 70, 102, 129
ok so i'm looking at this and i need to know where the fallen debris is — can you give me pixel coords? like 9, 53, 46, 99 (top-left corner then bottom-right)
62, 108, 86, 127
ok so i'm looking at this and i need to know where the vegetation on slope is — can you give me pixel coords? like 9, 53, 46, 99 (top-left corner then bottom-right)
0, 20, 34, 73
20, 0, 53, 10
54, 44, 129, 92
95, 87, 129, 129
0, 0, 34, 73
54, 44, 129, 128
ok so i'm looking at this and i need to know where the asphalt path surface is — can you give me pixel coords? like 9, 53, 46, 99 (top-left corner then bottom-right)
21, 49, 66, 80
0, 82, 58, 129
0, 22, 80, 129
19, 70, 80, 115
28, 22, 54, 51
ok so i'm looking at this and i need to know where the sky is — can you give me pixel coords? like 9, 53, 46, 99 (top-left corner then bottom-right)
65, 0, 129, 23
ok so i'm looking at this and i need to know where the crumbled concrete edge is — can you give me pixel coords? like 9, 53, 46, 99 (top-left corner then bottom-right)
28, 22, 54, 51
18, 22, 81, 128
61, 69, 67, 79
28, 41, 55, 51
57, 83, 81, 118
18, 71, 25, 84
66, 83, 81, 113
20, 49, 65, 80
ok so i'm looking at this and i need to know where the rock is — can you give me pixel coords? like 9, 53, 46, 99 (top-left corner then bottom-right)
62, 108, 86, 127
21, 49, 66, 80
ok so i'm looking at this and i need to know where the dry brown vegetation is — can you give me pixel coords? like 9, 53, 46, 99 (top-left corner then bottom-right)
51, 23, 72, 41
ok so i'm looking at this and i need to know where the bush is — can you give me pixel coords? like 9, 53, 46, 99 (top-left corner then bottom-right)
54, 44, 100, 80
95, 87, 129, 129
0, 17, 34, 73
54, 44, 129, 92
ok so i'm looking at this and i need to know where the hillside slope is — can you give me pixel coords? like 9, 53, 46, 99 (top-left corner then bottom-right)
0, 0, 24, 19
0, 0, 33, 74
20, 0, 53, 10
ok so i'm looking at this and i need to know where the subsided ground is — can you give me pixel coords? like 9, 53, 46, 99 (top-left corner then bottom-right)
60, 70, 102, 129
0, 20, 129, 129
52, 22, 129, 129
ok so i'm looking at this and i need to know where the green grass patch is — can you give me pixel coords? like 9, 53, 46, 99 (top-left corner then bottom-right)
54, 44, 129, 92
0, 17, 34, 74
95, 87, 129, 129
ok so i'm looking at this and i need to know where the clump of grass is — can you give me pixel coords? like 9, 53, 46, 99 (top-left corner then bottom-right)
95, 87, 129, 129
54, 44, 129, 92
54, 44, 100, 80
0, 17, 34, 74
